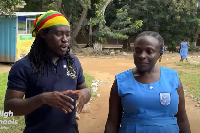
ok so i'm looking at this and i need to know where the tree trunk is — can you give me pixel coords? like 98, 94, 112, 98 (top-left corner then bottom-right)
95, 0, 113, 51
102, 0, 113, 16
88, 22, 93, 47
99, 0, 113, 29
70, 0, 88, 47
72, 8, 88, 38
123, 40, 128, 49
70, 25, 79, 49
56, 0, 67, 17
93, 41, 102, 54
194, 27, 200, 43
127, 38, 130, 49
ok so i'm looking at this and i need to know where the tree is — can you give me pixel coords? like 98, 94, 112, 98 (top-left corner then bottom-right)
45, 0, 91, 47
20, 0, 54, 12
107, 0, 200, 51
0, 0, 26, 15
70, 0, 90, 47
110, 8, 143, 49
91, 0, 115, 43
20, 0, 91, 47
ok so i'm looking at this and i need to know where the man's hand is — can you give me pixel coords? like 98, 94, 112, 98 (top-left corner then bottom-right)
41, 90, 74, 114
70, 88, 91, 113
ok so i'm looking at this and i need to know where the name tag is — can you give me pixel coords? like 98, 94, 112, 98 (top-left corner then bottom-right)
160, 93, 171, 106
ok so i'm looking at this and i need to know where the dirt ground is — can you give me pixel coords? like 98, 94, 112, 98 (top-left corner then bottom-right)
0, 52, 200, 133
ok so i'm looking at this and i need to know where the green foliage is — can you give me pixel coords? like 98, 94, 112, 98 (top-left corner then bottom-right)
62, 0, 83, 23
20, 0, 54, 12
90, 18, 99, 26
178, 71, 200, 99
93, 0, 107, 25
175, 62, 200, 70
0, 0, 25, 16
8, 0, 200, 49
92, 26, 128, 43
133, 0, 200, 51
20, 0, 89, 25
105, 0, 200, 51
110, 8, 143, 38
92, 0, 142, 43
188, 44, 200, 52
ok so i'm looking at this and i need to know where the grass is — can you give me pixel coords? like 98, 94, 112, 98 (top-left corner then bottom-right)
83, 72, 97, 97
83, 72, 95, 91
158, 61, 200, 99
178, 71, 200, 99
0, 72, 94, 132
158, 62, 200, 99
175, 62, 200, 70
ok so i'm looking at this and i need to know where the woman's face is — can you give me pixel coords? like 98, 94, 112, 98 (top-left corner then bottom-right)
133, 36, 162, 72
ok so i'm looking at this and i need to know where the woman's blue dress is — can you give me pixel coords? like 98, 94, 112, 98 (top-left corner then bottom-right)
162, 46, 165, 53
116, 67, 180, 133
180, 42, 188, 59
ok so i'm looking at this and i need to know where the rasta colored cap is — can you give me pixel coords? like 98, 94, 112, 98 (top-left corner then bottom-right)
31, 10, 70, 37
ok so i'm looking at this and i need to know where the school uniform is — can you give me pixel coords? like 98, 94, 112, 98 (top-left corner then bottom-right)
7, 54, 85, 133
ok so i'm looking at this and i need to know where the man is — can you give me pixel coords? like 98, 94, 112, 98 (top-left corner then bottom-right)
4, 10, 91, 133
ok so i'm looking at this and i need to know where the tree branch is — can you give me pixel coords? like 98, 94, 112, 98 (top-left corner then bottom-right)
72, 0, 89, 38
56, 0, 67, 18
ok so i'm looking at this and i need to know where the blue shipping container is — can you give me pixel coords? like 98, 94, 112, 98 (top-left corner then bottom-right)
0, 17, 17, 63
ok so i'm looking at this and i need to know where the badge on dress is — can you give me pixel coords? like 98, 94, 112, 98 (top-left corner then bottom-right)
160, 93, 171, 106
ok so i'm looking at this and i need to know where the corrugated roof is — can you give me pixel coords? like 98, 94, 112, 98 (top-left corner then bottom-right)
14, 12, 45, 16
0, 11, 45, 16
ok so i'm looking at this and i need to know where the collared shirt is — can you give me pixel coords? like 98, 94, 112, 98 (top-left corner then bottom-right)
7, 54, 85, 133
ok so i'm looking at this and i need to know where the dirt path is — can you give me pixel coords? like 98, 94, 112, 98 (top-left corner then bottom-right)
0, 64, 11, 73
0, 53, 200, 133
77, 55, 200, 133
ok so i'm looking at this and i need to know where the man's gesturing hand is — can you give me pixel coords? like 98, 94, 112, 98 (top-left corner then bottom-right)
41, 90, 74, 114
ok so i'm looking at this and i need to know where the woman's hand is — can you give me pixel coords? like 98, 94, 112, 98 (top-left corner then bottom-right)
41, 90, 75, 114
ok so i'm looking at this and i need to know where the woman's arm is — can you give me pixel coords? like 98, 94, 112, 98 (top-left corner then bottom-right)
175, 79, 191, 133
104, 79, 123, 133
181, 44, 183, 51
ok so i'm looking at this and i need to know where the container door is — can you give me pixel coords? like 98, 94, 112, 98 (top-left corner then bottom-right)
0, 17, 17, 63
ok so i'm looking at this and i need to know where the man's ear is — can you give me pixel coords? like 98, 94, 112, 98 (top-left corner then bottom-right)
39, 30, 46, 38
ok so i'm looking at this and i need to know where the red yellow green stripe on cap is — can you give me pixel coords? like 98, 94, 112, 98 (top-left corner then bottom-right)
31, 10, 69, 37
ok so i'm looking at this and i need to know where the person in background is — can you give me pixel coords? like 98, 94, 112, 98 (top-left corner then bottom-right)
180, 39, 189, 62
186, 39, 190, 61
104, 31, 191, 133
159, 41, 165, 62
4, 10, 91, 133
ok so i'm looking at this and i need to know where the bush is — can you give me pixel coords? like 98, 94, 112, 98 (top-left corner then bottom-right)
188, 45, 200, 52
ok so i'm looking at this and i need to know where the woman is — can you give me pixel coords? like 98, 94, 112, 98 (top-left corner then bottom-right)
4, 10, 91, 133
159, 41, 165, 62
104, 31, 191, 133
180, 39, 189, 62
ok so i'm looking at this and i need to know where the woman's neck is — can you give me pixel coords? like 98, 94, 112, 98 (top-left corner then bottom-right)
136, 66, 158, 76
